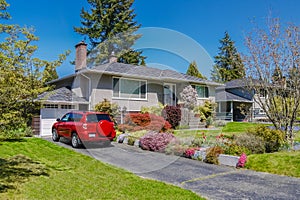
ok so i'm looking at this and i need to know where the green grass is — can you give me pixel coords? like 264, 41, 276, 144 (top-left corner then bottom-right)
246, 151, 300, 177
0, 138, 203, 200
173, 122, 262, 138
220, 122, 264, 133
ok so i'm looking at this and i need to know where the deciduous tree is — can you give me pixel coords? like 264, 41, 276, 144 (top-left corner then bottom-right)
0, 0, 69, 134
244, 17, 300, 147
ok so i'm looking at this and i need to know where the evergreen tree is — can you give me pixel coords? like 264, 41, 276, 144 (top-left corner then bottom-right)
74, 0, 146, 66
186, 61, 207, 79
211, 31, 245, 83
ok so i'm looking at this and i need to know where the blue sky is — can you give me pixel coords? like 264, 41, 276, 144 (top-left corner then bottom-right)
8, 0, 300, 79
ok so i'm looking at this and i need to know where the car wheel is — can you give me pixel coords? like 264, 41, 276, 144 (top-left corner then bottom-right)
71, 133, 81, 148
52, 129, 60, 142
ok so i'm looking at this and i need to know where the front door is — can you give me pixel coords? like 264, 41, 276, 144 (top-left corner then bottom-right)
164, 83, 176, 106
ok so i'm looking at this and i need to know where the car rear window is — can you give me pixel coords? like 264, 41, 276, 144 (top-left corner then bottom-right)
86, 114, 112, 123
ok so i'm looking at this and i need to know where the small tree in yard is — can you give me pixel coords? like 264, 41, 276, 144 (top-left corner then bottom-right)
180, 85, 198, 110
94, 98, 119, 119
243, 17, 300, 147
180, 85, 198, 126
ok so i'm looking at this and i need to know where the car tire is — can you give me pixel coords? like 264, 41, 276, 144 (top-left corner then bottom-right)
52, 128, 60, 142
71, 133, 81, 148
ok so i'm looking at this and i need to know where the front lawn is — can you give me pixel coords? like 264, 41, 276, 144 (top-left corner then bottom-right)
246, 151, 300, 177
220, 122, 264, 133
0, 138, 202, 200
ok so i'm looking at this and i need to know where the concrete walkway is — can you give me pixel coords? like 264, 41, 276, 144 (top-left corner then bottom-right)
45, 137, 300, 200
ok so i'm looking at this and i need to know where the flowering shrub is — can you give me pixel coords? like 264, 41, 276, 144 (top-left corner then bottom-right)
139, 131, 175, 152
236, 153, 247, 168
118, 113, 172, 132
180, 85, 198, 110
184, 147, 200, 158
162, 105, 182, 129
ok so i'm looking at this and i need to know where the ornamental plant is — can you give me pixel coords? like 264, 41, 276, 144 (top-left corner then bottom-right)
139, 131, 175, 152
204, 146, 224, 165
247, 125, 284, 153
236, 153, 247, 168
184, 147, 200, 158
162, 105, 182, 129
180, 85, 198, 110
118, 113, 172, 132
94, 98, 119, 119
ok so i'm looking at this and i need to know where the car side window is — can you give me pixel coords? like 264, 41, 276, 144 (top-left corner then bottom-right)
73, 113, 83, 122
60, 114, 70, 122
86, 114, 98, 122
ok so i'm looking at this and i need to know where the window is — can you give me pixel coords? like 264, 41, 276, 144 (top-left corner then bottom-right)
43, 104, 58, 109
113, 77, 146, 99
61, 113, 83, 122
61, 105, 75, 109
86, 114, 112, 123
192, 85, 209, 98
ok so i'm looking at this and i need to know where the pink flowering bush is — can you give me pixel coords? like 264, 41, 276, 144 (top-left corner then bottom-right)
184, 147, 200, 158
236, 153, 247, 168
140, 131, 175, 152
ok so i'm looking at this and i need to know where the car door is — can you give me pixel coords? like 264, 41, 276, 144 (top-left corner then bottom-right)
57, 113, 72, 138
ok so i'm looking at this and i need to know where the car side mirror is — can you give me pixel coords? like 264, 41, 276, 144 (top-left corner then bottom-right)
56, 118, 60, 122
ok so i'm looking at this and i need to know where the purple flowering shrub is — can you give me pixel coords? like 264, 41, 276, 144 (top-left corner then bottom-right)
140, 131, 175, 152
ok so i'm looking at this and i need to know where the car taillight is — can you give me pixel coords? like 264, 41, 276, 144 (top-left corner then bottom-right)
82, 123, 87, 129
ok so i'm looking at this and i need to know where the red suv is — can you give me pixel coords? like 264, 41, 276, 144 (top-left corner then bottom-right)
52, 111, 116, 148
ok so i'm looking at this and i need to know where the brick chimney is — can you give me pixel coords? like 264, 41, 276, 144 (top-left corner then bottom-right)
109, 51, 118, 63
75, 41, 87, 72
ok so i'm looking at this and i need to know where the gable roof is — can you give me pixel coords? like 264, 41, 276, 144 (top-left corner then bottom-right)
36, 87, 88, 104
216, 89, 253, 103
48, 62, 222, 86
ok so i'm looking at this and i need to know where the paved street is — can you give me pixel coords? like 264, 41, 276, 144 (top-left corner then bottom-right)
44, 137, 300, 200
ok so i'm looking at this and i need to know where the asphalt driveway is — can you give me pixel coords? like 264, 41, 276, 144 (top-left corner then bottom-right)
44, 137, 300, 200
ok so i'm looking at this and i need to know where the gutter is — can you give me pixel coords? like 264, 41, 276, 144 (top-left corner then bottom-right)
80, 70, 92, 111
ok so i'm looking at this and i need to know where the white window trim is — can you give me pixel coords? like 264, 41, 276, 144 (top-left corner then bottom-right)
112, 77, 147, 100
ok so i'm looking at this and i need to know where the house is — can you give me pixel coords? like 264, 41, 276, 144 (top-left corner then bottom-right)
215, 79, 267, 122
35, 41, 222, 136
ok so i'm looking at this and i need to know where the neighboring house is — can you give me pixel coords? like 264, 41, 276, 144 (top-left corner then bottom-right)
35, 41, 222, 136
215, 79, 267, 122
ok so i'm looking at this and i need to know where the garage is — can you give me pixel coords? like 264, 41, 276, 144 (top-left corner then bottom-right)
35, 87, 89, 136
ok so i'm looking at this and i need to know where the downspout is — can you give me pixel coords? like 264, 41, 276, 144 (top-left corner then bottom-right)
80, 71, 91, 111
